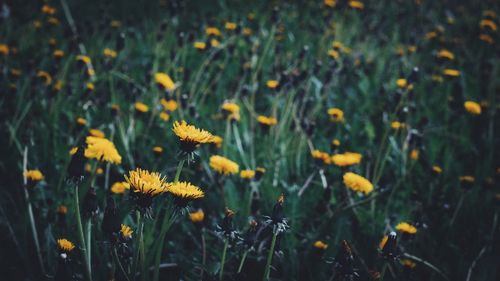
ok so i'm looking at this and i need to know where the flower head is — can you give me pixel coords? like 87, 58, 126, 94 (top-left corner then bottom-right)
257, 115, 278, 126
57, 239, 75, 252
331, 152, 362, 167
135, 102, 149, 113
312, 150, 331, 165
120, 224, 133, 239
155, 72, 176, 91
166, 181, 204, 206
266, 80, 279, 89
314, 240, 328, 250
343, 172, 373, 194
172, 121, 214, 153
327, 108, 344, 123
85, 136, 122, 164
125, 168, 168, 210
209, 155, 239, 175
24, 169, 44, 182
111, 181, 130, 194
395, 222, 417, 234
240, 169, 255, 180
221, 102, 240, 121
464, 101, 481, 115
189, 209, 205, 223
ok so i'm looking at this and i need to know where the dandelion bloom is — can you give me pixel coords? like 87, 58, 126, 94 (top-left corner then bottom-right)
111, 182, 130, 194
313, 240, 328, 250
443, 68, 460, 77
152, 146, 163, 154
103, 48, 117, 58
206, 27, 221, 36
89, 129, 105, 138
327, 108, 344, 123
432, 166, 443, 174
410, 149, 419, 161
396, 78, 408, 88
159, 112, 170, 121
479, 34, 494, 44
257, 115, 278, 126
155, 72, 176, 91
240, 169, 255, 179
395, 222, 417, 234
255, 167, 266, 180
57, 239, 75, 252
76, 55, 91, 65
194, 41, 207, 50
324, 0, 337, 8
225, 22, 237, 30
120, 224, 133, 239
331, 152, 362, 167
53, 49, 65, 58
160, 98, 178, 111
480, 19, 497, 31
464, 101, 481, 115
209, 155, 239, 175
24, 169, 44, 181
166, 181, 205, 205
266, 80, 279, 89
212, 135, 223, 148
312, 150, 331, 165
85, 136, 122, 164
172, 121, 214, 153
343, 172, 373, 194
222, 102, 240, 121
190, 209, 205, 223
349, 0, 364, 9
437, 49, 455, 60
459, 175, 475, 183
37, 71, 52, 85
0, 44, 9, 55
135, 102, 149, 113
125, 168, 168, 209
328, 49, 340, 59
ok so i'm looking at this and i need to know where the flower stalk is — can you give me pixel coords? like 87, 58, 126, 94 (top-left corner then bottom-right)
219, 238, 229, 281
263, 226, 278, 281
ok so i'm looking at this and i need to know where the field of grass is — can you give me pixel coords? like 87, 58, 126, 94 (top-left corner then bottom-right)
0, 0, 499, 280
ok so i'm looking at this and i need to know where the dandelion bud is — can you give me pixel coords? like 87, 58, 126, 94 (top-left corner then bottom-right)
82, 187, 98, 218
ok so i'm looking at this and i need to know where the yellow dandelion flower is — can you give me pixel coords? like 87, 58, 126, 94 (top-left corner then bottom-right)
69, 147, 78, 155
443, 69, 460, 77
57, 205, 68, 214
396, 79, 408, 88
42, 4, 56, 15
172, 121, 214, 153
53, 49, 65, 58
312, 150, 331, 165
194, 41, 207, 50
242, 27, 252, 36
124, 168, 168, 204
120, 224, 133, 239
327, 108, 344, 123
111, 181, 130, 194
155, 73, 176, 91
152, 146, 163, 154
159, 111, 170, 121
240, 169, 255, 179
480, 19, 497, 31
36, 71, 52, 86
459, 175, 475, 183
135, 102, 149, 113
86, 82, 95, 91
332, 139, 341, 147
103, 48, 117, 58
206, 27, 222, 36
349, 1, 364, 9
331, 152, 362, 167
324, 0, 337, 8
47, 17, 60, 25
77, 117, 87, 126
160, 98, 178, 111
225, 22, 237, 30
190, 209, 205, 223
85, 136, 122, 164
76, 55, 91, 65
222, 102, 240, 121
328, 49, 340, 59
110, 20, 122, 28
24, 170, 44, 181
391, 121, 405, 129
395, 222, 417, 234
343, 172, 373, 194
257, 115, 278, 126
479, 34, 494, 44
166, 181, 205, 200
464, 101, 481, 115
432, 166, 443, 174
266, 80, 279, 89
210, 39, 221, 48
313, 240, 328, 250
212, 135, 223, 148
410, 149, 419, 161
33, 20, 42, 29
89, 129, 105, 138
437, 49, 455, 60
209, 155, 239, 175
57, 239, 75, 252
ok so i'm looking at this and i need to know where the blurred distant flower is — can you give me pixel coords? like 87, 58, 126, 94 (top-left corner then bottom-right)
111, 181, 130, 194
53, 49, 65, 58
161, 98, 178, 111
324, 0, 337, 8
410, 149, 419, 161
314, 240, 328, 250
331, 152, 362, 167
212, 135, 223, 149
85, 136, 122, 164
135, 102, 149, 113
152, 146, 163, 155
443, 69, 460, 77
257, 115, 278, 127
396, 78, 408, 89
172, 120, 214, 153
24, 169, 44, 182
225, 22, 237, 30
206, 27, 221, 36
343, 172, 373, 194
312, 150, 331, 165
479, 34, 494, 44
266, 80, 279, 89
155, 73, 176, 91
36, 71, 53, 86
0, 44, 9, 55
432, 165, 443, 174
240, 169, 255, 180
327, 108, 344, 123
89, 129, 105, 138
103, 48, 117, 58
255, 167, 266, 180
459, 175, 475, 183
437, 49, 455, 60
221, 102, 240, 121
401, 259, 416, 269
349, 1, 364, 9
86, 83, 94, 92
120, 224, 133, 239
190, 209, 205, 223
209, 155, 239, 175
159, 111, 170, 121
194, 41, 207, 50
464, 101, 481, 115
480, 19, 497, 31
395, 222, 417, 234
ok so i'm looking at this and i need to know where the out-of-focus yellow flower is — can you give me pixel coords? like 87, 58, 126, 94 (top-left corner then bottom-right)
222, 102, 240, 121
111, 181, 130, 194
120, 224, 133, 239
225, 22, 237, 30
324, 0, 337, 8
459, 175, 475, 183
57, 239, 75, 252
111, 20, 122, 28
155, 73, 176, 91
331, 152, 362, 167
159, 111, 170, 121
209, 155, 239, 175
85, 136, 122, 164
77, 117, 87, 126
76, 55, 91, 65
313, 240, 328, 250
312, 150, 331, 165
379, 235, 388, 249
327, 49, 340, 59
160, 98, 178, 111
395, 222, 417, 234
266, 80, 279, 89
401, 259, 416, 269
42, 4, 56, 15
480, 19, 497, 31
194, 41, 207, 50
437, 49, 455, 60
327, 108, 344, 123
53, 49, 65, 58
432, 166, 443, 174
24, 170, 45, 182
210, 39, 221, 48
135, 102, 149, 113
240, 169, 255, 180
343, 172, 373, 194
212, 135, 223, 148
443, 69, 460, 77
190, 209, 205, 223
103, 48, 117, 58
479, 34, 494, 44
206, 27, 221, 36
152, 146, 163, 154
86, 83, 95, 91
391, 121, 406, 130
242, 27, 252, 36
396, 79, 408, 88
89, 129, 105, 138
464, 101, 481, 115
257, 115, 278, 126
349, 1, 364, 9
36, 71, 53, 86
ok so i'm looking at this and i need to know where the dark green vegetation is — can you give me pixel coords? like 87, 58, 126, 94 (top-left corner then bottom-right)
0, 0, 499, 280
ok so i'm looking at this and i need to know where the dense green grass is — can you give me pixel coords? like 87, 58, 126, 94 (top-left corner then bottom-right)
0, 0, 499, 280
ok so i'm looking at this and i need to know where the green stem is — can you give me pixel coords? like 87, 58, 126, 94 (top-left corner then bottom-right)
132, 211, 144, 280
262, 227, 278, 281
174, 159, 185, 182
75, 184, 92, 281
237, 248, 250, 273
113, 247, 132, 281
85, 219, 92, 275
153, 208, 177, 281
219, 239, 229, 281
